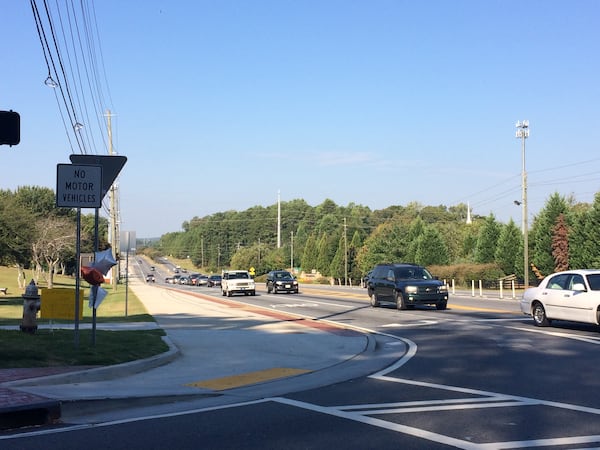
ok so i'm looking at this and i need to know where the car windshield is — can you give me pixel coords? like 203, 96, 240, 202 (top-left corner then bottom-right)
276, 272, 292, 279
394, 267, 432, 280
231, 272, 248, 279
586, 274, 600, 290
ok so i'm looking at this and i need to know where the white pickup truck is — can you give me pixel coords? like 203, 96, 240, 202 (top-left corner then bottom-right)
221, 270, 256, 297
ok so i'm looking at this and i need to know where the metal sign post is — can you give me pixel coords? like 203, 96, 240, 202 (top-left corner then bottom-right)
56, 164, 102, 346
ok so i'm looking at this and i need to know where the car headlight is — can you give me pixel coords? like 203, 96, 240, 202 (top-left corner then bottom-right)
439, 285, 448, 293
405, 286, 418, 294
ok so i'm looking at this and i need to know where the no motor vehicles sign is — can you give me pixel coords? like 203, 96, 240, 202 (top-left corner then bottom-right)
56, 164, 102, 208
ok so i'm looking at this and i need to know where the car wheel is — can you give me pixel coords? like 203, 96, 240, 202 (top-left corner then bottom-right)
221, 289, 226, 296
273, 287, 277, 294
370, 292, 380, 307
436, 302, 447, 310
267, 285, 272, 294
395, 292, 407, 310
532, 302, 550, 327
251, 290, 256, 296
227, 290, 232, 297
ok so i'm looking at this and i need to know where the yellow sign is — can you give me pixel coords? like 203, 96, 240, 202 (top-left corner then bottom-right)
40, 288, 84, 320
249, 267, 255, 276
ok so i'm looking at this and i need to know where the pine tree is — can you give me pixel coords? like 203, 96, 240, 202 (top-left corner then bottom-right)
475, 214, 501, 263
414, 226, 449, 266
551, 213, 569, 272
494, 219, 521, 275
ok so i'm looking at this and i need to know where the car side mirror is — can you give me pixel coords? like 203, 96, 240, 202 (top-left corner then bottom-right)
572, 283, 586, 292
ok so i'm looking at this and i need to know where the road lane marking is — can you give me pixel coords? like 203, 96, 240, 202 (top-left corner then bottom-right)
186, 367, 311, 390
381, 320, 438, 327
506, 324, 600, 344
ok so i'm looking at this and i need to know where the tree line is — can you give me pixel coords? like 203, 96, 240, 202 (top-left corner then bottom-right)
151, 192, 600, 284
0, 186, 108, 288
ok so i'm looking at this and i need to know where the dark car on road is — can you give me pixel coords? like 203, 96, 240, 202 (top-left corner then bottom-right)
207, 275, 222, 287
146, 273, 155, 282
266, 270, 299, 294
367, 263, 448, 310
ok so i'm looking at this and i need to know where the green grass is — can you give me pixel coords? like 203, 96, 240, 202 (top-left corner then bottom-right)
0, 265, 166, 367
0, 329, 168, 368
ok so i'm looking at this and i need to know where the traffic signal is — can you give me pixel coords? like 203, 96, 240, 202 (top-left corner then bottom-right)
0, 110, 20, 146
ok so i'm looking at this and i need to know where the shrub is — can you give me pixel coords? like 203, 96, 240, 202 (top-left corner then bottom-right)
428, 263, 505, 287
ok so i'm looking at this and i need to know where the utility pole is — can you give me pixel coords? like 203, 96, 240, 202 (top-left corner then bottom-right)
290, 231, 294, 272
277, 190, 281, 248
106, 109, 118, 289
516, 120, 530, 288
343, 217, 348, 286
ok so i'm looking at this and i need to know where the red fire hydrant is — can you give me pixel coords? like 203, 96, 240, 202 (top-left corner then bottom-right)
20, 280, 41, 334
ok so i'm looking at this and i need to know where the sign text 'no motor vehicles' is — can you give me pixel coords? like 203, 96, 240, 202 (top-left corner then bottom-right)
56, 164, 102, 209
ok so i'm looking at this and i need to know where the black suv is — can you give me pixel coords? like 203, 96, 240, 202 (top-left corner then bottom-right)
367, 263, 448, 310
266, 270, 299, 294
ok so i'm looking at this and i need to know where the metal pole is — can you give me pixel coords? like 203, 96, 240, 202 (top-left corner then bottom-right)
516, 120, 529, 289
91, 209, 99, 346
125, 232, 130, 316
74, 208, 81, 348
522, 133, 529, 288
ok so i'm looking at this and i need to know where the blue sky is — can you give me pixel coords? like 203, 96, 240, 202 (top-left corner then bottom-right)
2, 1, 599, 237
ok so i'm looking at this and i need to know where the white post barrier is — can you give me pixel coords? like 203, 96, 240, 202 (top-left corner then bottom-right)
479, 280, 483, 297
511, 280, 516, 299
499, 281, 503, 299
452, 279, 456, 294
471, 280, 475, 297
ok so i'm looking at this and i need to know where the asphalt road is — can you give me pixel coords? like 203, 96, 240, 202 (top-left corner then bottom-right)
5, 262, 600, 449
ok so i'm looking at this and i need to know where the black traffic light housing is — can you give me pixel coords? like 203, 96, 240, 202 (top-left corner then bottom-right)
0, 110, 20, 146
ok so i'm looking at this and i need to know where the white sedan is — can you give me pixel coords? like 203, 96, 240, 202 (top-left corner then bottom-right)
520, 269, 600, 327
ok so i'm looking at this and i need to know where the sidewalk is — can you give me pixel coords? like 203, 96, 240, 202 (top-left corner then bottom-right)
0, 279, 387, 430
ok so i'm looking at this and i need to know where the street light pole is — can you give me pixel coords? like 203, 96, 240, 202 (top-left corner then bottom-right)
516, 120, 530, 288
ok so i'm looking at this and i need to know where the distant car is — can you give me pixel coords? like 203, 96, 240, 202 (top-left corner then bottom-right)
222, 270, 256, 297
266, 270, 299, 294
179, 276, 190, 285
146, 273, 155, 283
168, 274, 182, 284
207, 275, 222, 287
367, 263, 448, 310
150, 266, 155, 271
520, 269, 600, 328
196, 275, 209, 286
188, 273, 200, 285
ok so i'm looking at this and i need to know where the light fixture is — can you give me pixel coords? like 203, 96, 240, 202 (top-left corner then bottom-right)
44, 76, 58, 88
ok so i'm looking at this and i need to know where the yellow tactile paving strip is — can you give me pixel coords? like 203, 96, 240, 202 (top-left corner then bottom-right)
186, 367, 312, 391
